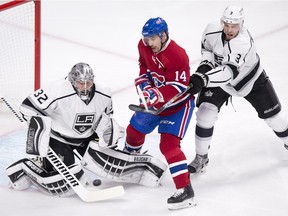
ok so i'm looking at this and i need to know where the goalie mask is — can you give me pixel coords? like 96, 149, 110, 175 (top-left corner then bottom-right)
68, 62, 95, 103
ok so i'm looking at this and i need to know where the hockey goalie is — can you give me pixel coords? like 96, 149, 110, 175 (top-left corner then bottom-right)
6, 63, 167, 198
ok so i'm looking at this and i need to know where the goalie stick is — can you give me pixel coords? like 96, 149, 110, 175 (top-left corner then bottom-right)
129, 84, 192, 115
1, 97, 125, 202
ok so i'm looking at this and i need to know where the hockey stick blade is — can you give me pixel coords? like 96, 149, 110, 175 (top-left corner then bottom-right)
47, 148, 124, 202
128, 104, 158, 115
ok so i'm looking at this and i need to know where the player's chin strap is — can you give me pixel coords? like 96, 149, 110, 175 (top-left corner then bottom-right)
1, 97, 124, 202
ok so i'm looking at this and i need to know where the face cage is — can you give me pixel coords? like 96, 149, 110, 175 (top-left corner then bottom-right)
74, 80, 93, 102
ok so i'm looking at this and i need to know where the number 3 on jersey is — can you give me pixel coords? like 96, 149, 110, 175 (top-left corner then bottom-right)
34, 89, 48, 104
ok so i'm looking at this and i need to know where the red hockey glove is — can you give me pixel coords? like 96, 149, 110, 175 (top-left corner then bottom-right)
142, 88, 163, 107
134, 74, 151, 94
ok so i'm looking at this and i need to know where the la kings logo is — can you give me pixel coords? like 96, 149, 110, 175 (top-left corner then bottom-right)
73, 113, 95, 134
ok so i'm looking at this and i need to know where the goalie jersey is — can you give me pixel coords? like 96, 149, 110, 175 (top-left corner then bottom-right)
20, 77, 113, 146
201, 21, 264, 97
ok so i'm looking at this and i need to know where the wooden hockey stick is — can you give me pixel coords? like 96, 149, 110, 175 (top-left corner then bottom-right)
129, 84, 192, 115
1, 97, 125, 202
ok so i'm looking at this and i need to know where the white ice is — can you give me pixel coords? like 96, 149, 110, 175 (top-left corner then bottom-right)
1, 1, 288, 216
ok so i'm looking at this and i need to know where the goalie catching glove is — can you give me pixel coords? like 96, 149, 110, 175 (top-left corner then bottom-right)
93, 113, 125, 148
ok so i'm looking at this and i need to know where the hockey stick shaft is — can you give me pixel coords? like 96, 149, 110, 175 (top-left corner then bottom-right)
129, 83, 192, 115
136, 85, 148, 111
47, 147, 124, 202
1, 97, 124, 202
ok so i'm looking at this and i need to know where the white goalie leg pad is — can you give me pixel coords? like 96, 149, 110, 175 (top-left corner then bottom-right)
21, 158, 88, 197
94, 113, 125, 148
82, 141, 167, 187
26, 116, 52, 157
6, 158, 32, 190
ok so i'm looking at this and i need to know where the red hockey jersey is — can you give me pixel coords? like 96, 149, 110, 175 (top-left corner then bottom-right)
137, 38, 194, 116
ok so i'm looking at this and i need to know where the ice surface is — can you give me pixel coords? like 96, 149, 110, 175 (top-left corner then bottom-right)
1, 1, 288, 216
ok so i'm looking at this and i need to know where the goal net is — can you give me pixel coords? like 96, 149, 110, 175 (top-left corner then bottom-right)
0, 0, 40, 113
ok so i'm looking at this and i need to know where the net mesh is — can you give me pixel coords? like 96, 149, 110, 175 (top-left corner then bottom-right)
0, 1, 35, 112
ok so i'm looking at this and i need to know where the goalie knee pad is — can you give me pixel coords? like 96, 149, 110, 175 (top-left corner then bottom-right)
21, 158, 87, 197
6, 158, 32, 190
82, 141, 167, 187
196, 102, 219, 129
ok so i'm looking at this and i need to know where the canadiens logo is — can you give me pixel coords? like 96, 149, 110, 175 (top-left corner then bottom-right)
73, 113, 95, 134
150, 72, 165, 88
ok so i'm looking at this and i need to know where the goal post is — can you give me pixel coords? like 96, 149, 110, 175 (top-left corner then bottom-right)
0, 0, 41, 111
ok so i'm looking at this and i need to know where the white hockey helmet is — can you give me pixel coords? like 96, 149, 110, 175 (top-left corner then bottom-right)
221, 5, 244, 27
68, 62, 94, 102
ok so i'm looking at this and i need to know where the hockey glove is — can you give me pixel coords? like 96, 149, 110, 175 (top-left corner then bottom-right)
135, 74, 152, 93
142, 88, 163, 107
188, 72, 209, 95
196, 60, 214, 74
188, 60, 213, 95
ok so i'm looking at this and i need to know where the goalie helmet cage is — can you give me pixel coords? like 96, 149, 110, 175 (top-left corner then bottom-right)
0, 0, 40, 111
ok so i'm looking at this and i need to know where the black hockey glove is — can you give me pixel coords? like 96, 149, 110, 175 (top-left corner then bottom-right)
196, 60, 214, 74
187, 60, 213, 95
188, 72, 209, 95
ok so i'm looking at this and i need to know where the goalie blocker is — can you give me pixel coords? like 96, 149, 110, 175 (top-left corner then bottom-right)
81, 141, 167, 187
26, 116, 51, 157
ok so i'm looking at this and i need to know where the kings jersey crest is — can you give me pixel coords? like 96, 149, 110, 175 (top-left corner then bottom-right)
73, 113, 95, 134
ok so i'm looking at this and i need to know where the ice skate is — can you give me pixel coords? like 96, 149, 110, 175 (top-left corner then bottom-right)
188, 154, 209, 174
167, 183, 196, 210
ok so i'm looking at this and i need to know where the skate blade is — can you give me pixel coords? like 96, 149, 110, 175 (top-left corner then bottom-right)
189, 166, 207, 175
168, 198, 196, 210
